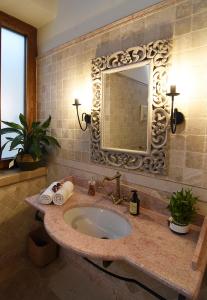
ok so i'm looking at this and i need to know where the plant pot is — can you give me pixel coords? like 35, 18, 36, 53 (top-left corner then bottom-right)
168, 217, 190, 234
0, 158, 14, 170
16, 154, 43, 171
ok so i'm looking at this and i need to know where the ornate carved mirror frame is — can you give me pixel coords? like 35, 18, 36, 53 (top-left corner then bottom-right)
91, 40, 171, 174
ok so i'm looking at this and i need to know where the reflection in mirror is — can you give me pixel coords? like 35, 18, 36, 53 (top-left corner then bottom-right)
102, 62, 151, 153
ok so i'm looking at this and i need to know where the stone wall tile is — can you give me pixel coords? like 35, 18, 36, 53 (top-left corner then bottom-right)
192, 11, 207, 30
193, 0, 207, 14
186, 135, 205, 152
185, 151, 204, 168
174, 17, 191, 35
176, 0, 192, 19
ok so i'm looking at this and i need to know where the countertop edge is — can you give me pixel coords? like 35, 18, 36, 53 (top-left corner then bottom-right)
0, 167, 47, 187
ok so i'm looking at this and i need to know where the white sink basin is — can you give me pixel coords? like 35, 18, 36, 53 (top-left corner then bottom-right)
64, 206, 132, 239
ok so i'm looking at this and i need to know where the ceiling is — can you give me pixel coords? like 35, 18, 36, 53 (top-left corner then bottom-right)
0, 0, 163, 53
0, 0, 163, 30
0, 0, 58, 28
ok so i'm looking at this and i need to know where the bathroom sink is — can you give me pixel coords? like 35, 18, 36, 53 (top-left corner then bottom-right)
64, 206, 132, 239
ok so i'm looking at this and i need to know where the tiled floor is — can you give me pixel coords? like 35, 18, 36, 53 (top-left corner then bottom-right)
0, 250, 206, 300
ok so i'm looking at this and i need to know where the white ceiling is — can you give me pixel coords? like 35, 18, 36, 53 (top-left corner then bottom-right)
0, 0, 58, 28
0, 0, 163, 30
0, 0, 164, 53
38, 0, 163, 53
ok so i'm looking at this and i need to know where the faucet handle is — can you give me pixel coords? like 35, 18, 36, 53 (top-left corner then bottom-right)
108, 191, 114, 198
116, 171, 121, 178
122, 195, 130, 202
114, 197, 124, 205
110, 194, 122, 205
109, 193, 115, 201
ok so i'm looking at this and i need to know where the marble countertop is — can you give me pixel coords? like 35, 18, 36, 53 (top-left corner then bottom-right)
25, 185, 207, 299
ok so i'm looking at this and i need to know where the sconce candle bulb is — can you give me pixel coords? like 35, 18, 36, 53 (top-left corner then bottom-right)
166, 85, 184, 134
72, 98, 91, 131
170, 85, 176, 94
74, 98, 80, 106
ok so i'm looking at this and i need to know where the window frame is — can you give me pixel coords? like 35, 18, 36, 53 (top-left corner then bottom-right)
0, 11, 37, 163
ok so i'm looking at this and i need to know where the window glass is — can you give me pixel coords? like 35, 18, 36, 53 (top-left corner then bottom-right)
1, 28, 25, 159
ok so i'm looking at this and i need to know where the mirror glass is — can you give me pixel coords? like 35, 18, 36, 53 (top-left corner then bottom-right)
101, 61, 151, 154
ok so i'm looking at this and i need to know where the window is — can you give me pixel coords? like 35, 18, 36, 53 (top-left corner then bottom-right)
0, 11, 37, 160
1, 28, 26, 158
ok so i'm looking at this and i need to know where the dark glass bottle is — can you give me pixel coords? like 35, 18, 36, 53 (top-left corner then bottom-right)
129, 190, 140, 216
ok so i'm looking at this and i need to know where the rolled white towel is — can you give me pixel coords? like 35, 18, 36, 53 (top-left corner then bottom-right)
53, 181, 74, 205
39, 182, 58, 204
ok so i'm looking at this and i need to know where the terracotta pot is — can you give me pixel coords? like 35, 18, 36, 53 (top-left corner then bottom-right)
168, 217, 190, 235
16, 153, 43, 171
0, 159, 14, 170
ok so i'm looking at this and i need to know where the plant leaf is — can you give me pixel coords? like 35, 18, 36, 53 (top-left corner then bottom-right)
32, 121, 41, 129
40, 116, 51, 129
28, 137, 41, 160
6, 137, 14, 141
19, 114, 28, 129
1, 140, 10, 156
10, 135, 24, 151
42, 135, 61, 147
1, 121, 23, 131
0, 128, 22, 135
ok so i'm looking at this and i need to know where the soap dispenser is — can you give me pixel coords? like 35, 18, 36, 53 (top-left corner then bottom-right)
129, 190, 140, 216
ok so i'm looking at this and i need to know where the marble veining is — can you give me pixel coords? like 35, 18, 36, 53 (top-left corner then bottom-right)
25, 181, 207, 299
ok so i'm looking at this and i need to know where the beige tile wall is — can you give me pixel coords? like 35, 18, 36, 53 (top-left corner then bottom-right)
0, 173, 47, 265
37, 0, 207, 206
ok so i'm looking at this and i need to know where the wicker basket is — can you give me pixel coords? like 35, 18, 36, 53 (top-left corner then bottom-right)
27, 227, 58, 267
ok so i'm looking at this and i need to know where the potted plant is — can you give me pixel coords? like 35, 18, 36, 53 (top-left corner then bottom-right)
167, 188, 198, 234
0, 114, 60, 171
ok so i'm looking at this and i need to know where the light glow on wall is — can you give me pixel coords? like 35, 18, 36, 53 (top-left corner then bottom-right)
72, 77, 93, 114
167, 57, 196, 113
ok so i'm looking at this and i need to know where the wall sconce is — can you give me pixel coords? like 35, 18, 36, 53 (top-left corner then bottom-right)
72, 98, 91, 131
166, 85, 184, 134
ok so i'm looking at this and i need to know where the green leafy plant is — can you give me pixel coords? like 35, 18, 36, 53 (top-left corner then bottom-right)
0, 114, 60, 161
168, 188, 198, 225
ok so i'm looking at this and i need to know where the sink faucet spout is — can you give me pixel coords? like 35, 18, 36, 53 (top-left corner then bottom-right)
102, 171, 122, 204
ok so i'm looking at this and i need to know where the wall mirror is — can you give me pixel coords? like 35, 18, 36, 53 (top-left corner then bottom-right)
91, 40, 171, 174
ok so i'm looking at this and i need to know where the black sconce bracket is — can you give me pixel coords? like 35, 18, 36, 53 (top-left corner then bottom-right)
166, 91, 184, 134
82, 113, 91, 126
73, 99, 91, 131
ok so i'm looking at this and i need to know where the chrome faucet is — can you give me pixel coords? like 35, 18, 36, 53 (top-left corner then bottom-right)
102, 171, 123, 205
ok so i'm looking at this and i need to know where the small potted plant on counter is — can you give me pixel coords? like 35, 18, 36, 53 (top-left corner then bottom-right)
168, 188, 198, 234
0, 114, 60, 171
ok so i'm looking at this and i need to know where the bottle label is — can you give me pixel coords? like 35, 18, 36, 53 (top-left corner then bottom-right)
130, 202, 137, 215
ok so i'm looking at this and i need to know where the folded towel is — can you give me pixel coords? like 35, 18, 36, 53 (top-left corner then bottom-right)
53, 181, 74, 205
39, 182, 58, 204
